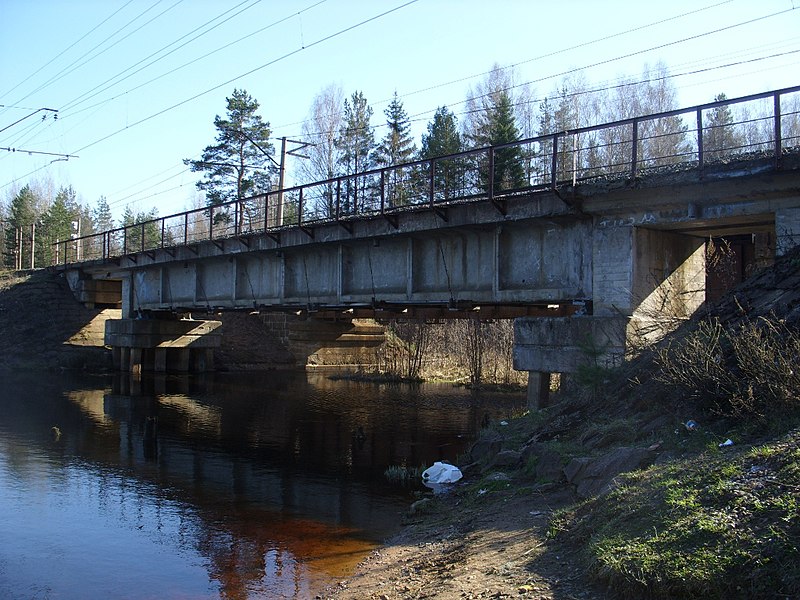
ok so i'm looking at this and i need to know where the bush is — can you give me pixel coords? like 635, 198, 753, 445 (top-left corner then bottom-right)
655, 316, 800, 418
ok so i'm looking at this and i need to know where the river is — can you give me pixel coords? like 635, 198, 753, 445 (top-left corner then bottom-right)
0, 370, 525, 599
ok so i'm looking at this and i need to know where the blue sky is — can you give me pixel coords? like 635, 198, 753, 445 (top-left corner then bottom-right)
1, 0, 798, 220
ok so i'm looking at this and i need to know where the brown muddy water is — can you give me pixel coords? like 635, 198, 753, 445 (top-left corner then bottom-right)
0, 370, 525, 599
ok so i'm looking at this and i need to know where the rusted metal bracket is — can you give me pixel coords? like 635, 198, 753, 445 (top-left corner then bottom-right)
490, 196, 507, 215
384, 213, 399, 229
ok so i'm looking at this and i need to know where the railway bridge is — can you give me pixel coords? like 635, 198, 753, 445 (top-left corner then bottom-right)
57, 87, 800, 406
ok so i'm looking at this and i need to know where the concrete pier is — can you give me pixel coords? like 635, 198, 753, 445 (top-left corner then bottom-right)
105, 318, 222, 374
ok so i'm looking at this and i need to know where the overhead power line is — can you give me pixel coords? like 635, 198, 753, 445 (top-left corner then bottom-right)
69, 0, 421, 156
0, 107, 57, 135
0, 0, 136, 106
58, 0, 268, 114
59, 0, 327, 119
0, 0, 420, 194
5, 0, 183, 111
1, 147, 78, 160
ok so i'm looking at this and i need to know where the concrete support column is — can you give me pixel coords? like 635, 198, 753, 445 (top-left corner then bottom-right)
105, 318, 222, 373
154, 348, 167, 372
112, 346, 123, 370
191, 348, 214, 372
119, 347, 131, 372
592, 225, 635, 317
120, 276, 133, 319
129, 347, 143, 377
174, 348, 190, 372
526, 371, 551, 410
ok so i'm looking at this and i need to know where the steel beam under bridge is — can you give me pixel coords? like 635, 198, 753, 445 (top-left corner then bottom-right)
78, 192, 591, 318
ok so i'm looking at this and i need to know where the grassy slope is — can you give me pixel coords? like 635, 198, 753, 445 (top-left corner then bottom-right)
549, 431, 799, 599
476, 247, 800, 599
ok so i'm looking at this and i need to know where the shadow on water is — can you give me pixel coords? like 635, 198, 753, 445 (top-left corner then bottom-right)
0, 370, 525, 599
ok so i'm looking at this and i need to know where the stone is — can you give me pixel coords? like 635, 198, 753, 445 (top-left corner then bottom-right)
566, 447, 654, 498
563, 457, 590, 484
469, 434, 504, 464
490, 450, 522, 469
521, 441, 565, 482
409, 497, 433, 515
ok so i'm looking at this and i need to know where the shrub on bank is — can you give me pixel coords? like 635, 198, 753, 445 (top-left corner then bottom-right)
655, 316, 800, 420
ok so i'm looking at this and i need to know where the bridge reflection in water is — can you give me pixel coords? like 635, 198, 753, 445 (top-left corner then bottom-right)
0, 370, 524, 599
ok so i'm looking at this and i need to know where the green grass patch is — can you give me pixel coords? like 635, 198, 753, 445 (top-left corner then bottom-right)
550, 430, 800, 599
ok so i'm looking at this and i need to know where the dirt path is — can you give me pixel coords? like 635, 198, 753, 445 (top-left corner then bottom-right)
322, 483, 604, 600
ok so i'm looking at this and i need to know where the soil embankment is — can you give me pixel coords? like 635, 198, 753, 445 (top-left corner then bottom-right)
0, 270, 116, 371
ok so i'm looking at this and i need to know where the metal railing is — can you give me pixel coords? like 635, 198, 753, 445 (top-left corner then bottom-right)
55, 85, 800, 265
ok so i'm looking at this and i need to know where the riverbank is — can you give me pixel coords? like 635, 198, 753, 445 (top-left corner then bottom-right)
324, 478, 599, 600
320, 246, 800, 599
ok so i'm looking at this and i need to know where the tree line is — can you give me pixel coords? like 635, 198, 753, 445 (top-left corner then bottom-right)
188, 62, 800, 227
1, 185, 159, 269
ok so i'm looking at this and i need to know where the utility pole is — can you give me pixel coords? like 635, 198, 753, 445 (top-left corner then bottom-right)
277, 137, 287, 227
276, 137, 314, 227
71, 218, 81, 261
29, 222, 35, 269
235, 131, 313, 227
15, 227, 22, 270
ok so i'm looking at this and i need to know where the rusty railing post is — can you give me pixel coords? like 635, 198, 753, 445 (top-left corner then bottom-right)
429, 158, 436, 205
696, 108, 704, 173
487, 147, 495, 200
774, 92, 782, 170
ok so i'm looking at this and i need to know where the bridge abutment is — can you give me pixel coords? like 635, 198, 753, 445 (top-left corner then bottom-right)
285, 318, 386, 369
515, 225, 706, 409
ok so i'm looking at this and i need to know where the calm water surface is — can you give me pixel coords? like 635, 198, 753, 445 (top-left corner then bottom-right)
0, 370, 525, 599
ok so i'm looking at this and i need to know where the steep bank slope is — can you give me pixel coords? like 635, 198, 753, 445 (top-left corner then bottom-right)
0, 270, 116, 371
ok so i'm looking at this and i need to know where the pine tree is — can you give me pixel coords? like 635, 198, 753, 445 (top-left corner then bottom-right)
39, 186, 78, 265
420, 106, 463, 199
3, 185, 40, 269
464, 66, 526, 193
375, 93, 416, 206
93, 196, 114, 233
185, 89, 275, 230
470, 89, 525, 192
336, 91, 375, 213
121, 206, 160, 253
703, 93, 743, 162
375, 93, 416, 167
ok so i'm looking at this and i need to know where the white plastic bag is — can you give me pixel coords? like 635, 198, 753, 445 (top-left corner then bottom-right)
421, 461, 462, 484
